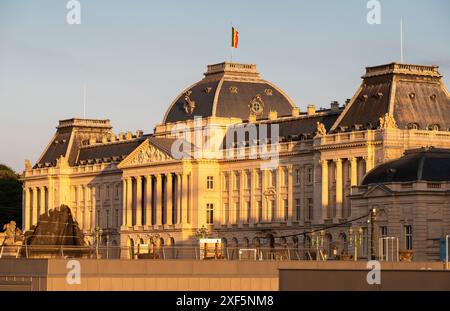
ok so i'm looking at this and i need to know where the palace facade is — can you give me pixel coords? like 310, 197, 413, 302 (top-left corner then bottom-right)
21, 61, 450, 260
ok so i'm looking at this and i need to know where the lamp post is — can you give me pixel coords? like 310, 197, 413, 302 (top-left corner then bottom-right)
349, 226, 363, 261
311, 230, 325, 261
92, 227, 103, 259
370, 208, 377, 260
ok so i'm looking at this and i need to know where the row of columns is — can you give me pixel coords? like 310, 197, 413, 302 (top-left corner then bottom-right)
72, 183, 120, 231
23, 186, 49, 231
122, 173, 190, 228
321, 156, 373, 220
221, 165, 295, 225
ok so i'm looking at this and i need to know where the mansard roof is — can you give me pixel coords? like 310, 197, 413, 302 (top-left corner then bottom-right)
331, 63, 450, 132
163, 62, 296, 123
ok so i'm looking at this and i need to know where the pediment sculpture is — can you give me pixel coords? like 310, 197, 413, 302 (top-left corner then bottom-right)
130, 144, 171, 165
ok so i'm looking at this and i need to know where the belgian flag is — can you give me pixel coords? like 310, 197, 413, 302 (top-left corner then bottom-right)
231, 27, 239, 48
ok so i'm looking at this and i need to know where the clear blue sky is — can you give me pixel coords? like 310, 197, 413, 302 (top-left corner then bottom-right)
1, 0, 449, 172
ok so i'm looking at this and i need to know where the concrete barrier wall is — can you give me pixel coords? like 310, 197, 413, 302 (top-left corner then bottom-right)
279, 269, 450, 291
0, 259, 448, 291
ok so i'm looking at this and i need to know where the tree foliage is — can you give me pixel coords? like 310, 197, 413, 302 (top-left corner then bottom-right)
0, 164, 22, 228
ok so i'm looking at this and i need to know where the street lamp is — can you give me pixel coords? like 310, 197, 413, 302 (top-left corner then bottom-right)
92, 227, 103, 259
311, 230, 325, 261
349, 226, 363, 261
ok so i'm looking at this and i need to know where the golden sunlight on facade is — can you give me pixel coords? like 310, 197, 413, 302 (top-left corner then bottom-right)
21, 62, 450, 261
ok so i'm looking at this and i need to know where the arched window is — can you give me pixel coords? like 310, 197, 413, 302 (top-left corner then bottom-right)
408, 123, 419, 130
430, 124, 440, 131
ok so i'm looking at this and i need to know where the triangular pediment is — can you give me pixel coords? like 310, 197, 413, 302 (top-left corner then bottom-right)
118, 139, 174, 168
363, 184, 393, 198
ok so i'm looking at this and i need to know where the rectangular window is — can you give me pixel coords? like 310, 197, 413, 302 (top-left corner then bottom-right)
296, 169, 300, 185
207, 176, 214, 190
404, 225, 413, 250
295, 198, 301, 221
284, 199, 288, 221
270, 200, 275, 222
115, 209, 119, 227
224, 203, 229, 224
235, 202, 240, 223
246, 172, 251, 190
257, 201, 262, 223
246, 201, 251, 223
380, 226, 388, 259
234, 173, 239, 190
206, 203, 214, 224
225, 175, 229, 190
307, 167, 313, 184
306, 198, 313, 220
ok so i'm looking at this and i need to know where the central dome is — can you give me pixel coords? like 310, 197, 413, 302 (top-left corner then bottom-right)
163, 62, 296, 123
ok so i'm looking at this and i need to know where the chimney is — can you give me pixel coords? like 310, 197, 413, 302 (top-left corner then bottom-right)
268, 110, 278, 120
291, 107, 300, 117
345, 98, 351, 106
307, 105, 316, 116
330, 101, 339, 112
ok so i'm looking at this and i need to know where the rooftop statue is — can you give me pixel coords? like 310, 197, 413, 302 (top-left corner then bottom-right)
316, 122, 327, 137
379, 113, 397, 129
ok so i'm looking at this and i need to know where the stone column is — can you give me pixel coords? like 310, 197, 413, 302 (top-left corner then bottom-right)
39, 186, 46, 218
32, 187, 38, 226
250, 169, 256, 225
23, 187, 30, 230
350, 157, 358, 187
334, 159, 343, 220
155, 174, 163, 226
121, 178, 127, 227
135, 176, 142, 226
126, 177, 133, 227
145, 175, 153, 226
239, 171, 244, 225
287, 165, 293, 223
262, 170, 267, 222
181, 173, 188, 224
364, 156, 374, 174
176, 173, 182, 224
321, 160, 329, 220
83, 186, 88, 230
91, 186, 96, 229
166, 173, 173, 225
276, 167, 283, 222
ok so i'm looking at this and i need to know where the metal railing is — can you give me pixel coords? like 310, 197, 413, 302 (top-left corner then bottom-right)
0, 244, 359, 261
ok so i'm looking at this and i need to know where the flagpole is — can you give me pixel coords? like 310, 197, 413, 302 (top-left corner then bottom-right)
83, 83, 86, 119
400, 17, 404, 63
230, 22, 233, 63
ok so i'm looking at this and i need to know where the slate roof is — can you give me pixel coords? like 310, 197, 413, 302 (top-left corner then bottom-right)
331, 63, 450, 132
362, 147, 450, 185
163, 62, 295, 123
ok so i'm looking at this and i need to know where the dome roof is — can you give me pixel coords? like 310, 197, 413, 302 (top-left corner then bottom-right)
362, 147, 450, 185
163, 62, 296, 123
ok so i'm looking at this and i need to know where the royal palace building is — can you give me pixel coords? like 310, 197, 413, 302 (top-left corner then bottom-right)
21, 61, 450, 260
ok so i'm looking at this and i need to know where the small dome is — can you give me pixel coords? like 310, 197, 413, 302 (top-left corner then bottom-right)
163, 62, 295, 123
362, 147, 450, 185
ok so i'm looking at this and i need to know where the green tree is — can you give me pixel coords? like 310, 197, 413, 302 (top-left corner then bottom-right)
0, 164, 22, 228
